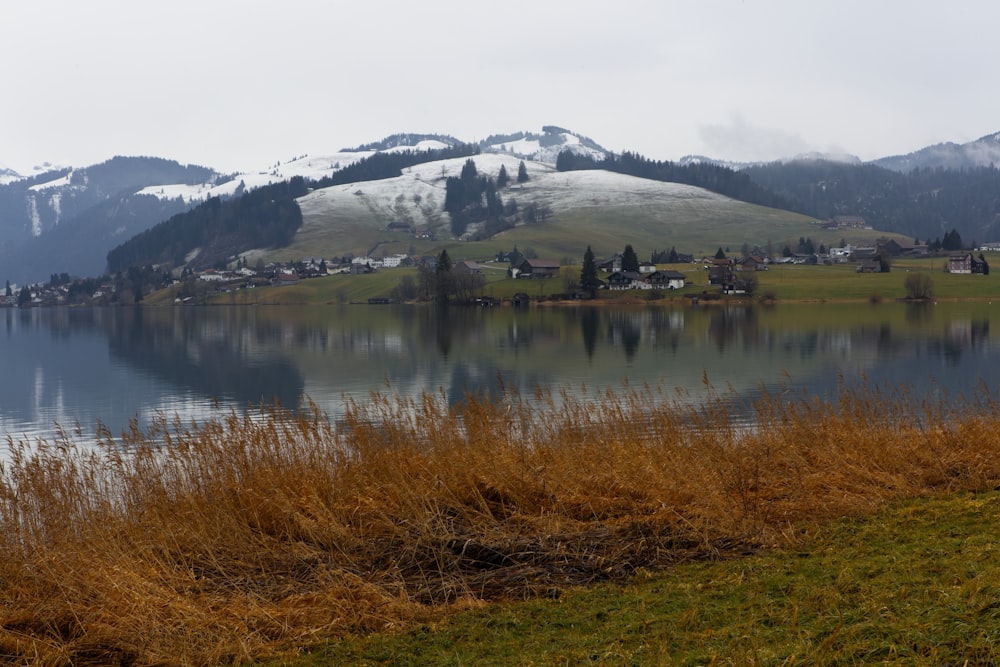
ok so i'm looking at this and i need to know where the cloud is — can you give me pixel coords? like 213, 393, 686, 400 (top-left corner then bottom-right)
697, 115, 816, 163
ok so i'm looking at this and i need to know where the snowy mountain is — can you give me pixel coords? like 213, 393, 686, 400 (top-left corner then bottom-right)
0, 157, 220, 282
0, 167, 21, 186
130, 126, 611, 206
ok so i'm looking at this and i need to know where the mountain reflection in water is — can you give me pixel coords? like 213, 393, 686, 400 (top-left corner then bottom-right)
1, 302, 998, 442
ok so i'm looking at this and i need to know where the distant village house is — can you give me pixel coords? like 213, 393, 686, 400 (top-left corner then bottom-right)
512, 258, 561, 279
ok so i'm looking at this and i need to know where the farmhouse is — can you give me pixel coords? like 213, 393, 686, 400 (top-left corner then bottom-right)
740, 256, 768, 272
455, 260, 484, 275
606, 271, 645, 290
512, 258, 560, 279
856, 258, 882, 273
646, 270, 687, 290
597, 254, 622, 273
948, 253, 988, 274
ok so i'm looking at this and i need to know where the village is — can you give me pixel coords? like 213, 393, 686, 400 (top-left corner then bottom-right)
1, 232, 994, 308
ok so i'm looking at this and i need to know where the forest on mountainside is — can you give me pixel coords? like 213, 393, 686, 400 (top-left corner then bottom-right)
105, 177, 309, 273
745, 161, 1000, 245
313, 144, 479, 188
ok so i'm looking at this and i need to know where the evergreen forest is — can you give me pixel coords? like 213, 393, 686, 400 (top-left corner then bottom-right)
745, 161, 1000, 246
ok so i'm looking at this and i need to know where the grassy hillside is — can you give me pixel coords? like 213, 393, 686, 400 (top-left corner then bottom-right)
259, 157, 898, 266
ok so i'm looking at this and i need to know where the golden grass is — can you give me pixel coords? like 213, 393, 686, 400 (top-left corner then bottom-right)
2, 382, 1000, 665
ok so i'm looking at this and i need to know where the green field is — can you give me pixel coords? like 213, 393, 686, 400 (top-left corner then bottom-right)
194, 254, 1000, 306
293, 491, 1000, 665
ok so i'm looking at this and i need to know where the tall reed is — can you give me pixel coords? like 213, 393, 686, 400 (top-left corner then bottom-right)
2, 382, 999, 665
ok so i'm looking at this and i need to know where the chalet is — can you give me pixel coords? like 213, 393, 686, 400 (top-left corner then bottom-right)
597, 254, 623, 273
350, 263, 375, 275
881, 239, 928, 256
454, 260, 484, 275
646, 270, 687, 290
606, 271, 645, 290
273, 271, 300, 285
856, 258, 882, 273
740, 256, 768, 272
513, 258, 560, 279
638, 261, 656, 274
949, 253, 988, 274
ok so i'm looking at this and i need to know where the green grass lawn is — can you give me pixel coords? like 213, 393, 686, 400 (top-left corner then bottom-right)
756, 257, 1000, 301
273, 491, 1000, 665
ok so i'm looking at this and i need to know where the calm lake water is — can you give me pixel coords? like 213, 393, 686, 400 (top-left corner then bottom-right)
2, 301, 999, 442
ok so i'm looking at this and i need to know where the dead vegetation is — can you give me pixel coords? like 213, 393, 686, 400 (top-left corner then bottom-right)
2, 381, 1000, 665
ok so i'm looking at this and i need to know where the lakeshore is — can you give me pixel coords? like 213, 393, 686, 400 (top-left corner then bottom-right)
5, 383, 1000, 664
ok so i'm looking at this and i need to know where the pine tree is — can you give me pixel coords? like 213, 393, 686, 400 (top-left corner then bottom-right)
715, 247, 726, 260
581, 245, 600, 297
622, 244, 640, 272
497, 164, 509, 188
4, 280, 11, 297
517, 160, 529, 183
435, 249, 453, 303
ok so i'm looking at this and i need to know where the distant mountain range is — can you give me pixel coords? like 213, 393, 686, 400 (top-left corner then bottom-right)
3, 126, 1000, 285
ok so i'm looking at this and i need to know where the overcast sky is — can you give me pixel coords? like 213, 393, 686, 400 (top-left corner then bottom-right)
2, 0, 998, 175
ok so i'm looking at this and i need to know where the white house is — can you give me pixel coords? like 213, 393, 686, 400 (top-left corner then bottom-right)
382, 254, 408, 268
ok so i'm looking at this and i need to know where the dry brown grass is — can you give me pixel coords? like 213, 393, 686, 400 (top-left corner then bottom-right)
2, 382, 1000, 665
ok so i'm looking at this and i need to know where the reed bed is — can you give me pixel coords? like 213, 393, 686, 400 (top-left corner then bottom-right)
1, 382, 1000, 665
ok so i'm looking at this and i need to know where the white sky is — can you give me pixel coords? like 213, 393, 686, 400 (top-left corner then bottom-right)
1, 0, 998, 174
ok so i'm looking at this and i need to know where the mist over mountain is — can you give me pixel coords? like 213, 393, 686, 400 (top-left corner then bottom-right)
872, 132, 1000, 172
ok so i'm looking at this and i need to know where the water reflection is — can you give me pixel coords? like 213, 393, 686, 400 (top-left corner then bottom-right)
3, 302, 1000, 441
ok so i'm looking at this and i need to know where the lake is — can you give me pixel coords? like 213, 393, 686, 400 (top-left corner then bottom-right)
2, 301, 999, 443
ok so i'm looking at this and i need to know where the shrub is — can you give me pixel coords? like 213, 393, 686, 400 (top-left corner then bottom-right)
904, 272, 934, 299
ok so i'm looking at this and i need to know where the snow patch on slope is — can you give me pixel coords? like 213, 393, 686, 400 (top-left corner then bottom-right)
297, 152, 727, 237
135, 151, 376, 203
29, 171, 73, 191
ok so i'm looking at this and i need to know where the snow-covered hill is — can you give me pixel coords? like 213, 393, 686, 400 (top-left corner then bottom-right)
134, 127, 612, 205
293, 152, 731, 250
